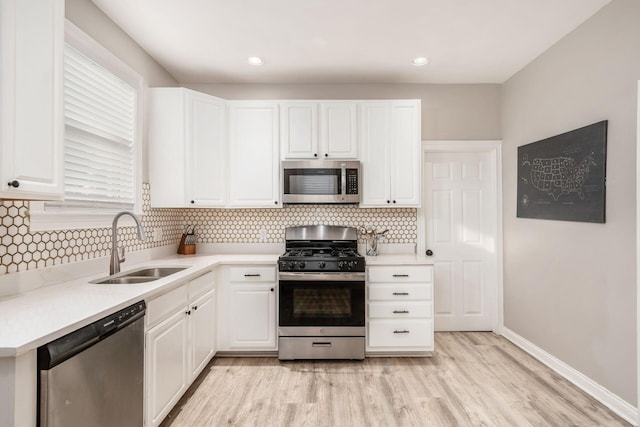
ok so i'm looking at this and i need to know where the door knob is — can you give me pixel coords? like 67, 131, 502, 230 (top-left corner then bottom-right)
426, 249, 434, 256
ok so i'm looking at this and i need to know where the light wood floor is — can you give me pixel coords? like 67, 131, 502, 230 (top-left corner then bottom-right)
160, 332, 630, 426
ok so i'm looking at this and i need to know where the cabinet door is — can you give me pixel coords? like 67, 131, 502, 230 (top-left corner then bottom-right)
229, 283, 276, 349
228, 102, 280, 207
189, 289, 216, 381
187, 93, 226, 206
145, 310, 189, 427
0, 0, 64, 200
359, 102, 391, 207
390, 101, 421, 207
319, 102, 358, 159
281, 102, 318, 159
148, 88, 187, 207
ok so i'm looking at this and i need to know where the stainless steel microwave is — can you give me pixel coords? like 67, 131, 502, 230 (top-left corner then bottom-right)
282, 160, 361, 204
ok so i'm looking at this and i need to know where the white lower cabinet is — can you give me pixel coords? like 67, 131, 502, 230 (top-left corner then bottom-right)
217, 265, 277, 352
366, 264, 434, 354
144, 271, 216, 427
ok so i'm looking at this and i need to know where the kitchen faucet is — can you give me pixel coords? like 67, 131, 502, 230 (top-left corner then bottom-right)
110, 211, 146, 275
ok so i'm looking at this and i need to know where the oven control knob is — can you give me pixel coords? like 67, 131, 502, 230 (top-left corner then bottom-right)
338, 261, 347, 270
319, 262, 326, 269
298, 261, 306, 269
288, 261, 297, 270
348, 261, 356, 271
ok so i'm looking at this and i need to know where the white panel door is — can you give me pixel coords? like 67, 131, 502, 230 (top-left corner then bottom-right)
424, 151, 497, 331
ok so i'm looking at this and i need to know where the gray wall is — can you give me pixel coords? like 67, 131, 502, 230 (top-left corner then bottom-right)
502, 0, 638, 404
65, 0, 177, 87
186, 83, 501, 141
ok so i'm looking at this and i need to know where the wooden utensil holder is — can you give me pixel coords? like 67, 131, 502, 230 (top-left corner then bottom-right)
177, 235, 196, 255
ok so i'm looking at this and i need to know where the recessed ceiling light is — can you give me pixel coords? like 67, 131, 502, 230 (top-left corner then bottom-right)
411, 57, 430, 67
248, 56, 264, 66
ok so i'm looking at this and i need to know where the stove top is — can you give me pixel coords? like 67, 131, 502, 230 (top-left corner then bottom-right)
279, 225, 365, 273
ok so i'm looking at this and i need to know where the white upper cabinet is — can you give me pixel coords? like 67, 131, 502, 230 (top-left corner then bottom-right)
360, 100, 421, 207
320, 102, 358, 159
281, 101, 358, 159
280, 102, 318, 159
0, 0, 64, 200
228, 101, 281, 207
149, 88, 226, 207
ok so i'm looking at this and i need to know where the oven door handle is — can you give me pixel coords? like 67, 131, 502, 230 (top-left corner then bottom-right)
279, 272, 365, 281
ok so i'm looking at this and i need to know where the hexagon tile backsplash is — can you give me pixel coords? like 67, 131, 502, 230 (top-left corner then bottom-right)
0, 183, 417, 275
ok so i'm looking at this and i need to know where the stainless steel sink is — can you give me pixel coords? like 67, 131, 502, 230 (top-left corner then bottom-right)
121, 267, 188, 278
90, 266, 189, 284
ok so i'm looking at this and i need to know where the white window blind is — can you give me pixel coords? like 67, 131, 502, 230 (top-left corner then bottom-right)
49, 44, 137, 211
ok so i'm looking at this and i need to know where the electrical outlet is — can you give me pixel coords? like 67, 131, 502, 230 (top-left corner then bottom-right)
154, 227, 164, 242
259, 229, 268, 242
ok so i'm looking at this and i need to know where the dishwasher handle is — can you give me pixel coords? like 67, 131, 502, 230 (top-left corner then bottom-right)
38, 300, 146, 370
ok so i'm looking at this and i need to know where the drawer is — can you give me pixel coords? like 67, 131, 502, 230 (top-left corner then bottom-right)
368, 301, 432, 319
367, 319, 433, 349
188, 271, 216, 298
146, 284, 188, 328
368, 266, 432, 283
368, 283, 432, 301
229, 266, 276, 282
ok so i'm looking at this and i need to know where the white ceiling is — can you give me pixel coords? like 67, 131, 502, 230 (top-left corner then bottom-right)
91, 0, 611, 85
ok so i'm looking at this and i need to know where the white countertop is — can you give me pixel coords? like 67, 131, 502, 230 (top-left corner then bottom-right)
0, 254, 278, 358
365, 254, 434, 265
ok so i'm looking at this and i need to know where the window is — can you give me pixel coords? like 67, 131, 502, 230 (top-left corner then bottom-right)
30, 21, 144, 231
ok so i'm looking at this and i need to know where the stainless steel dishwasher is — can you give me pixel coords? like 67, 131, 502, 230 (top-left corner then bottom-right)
37, 300, 146, 427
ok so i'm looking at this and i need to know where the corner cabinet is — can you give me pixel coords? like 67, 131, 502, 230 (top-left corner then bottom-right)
280, 101, 358, 160
217, 265, 277, 352
360, 100, 421, 207
0, 0, 64, 200
366, 264, 434, 354
228, 102, 281, 207
144, 271, 216, 427
148, 88, 226, 207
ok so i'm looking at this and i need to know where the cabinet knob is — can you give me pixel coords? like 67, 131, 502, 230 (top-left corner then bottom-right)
324, 153, 328, 157
270, 288, 274, 292
7, 180, 19, 188
192, 305, 198, 311
190, 200, 195, 204
185, 310, 192, 315
392, 200, 396, 204
314, 153, 318, 157
386, 200, 390, 204
274, 201, 278, 205
426, 249, 434, 256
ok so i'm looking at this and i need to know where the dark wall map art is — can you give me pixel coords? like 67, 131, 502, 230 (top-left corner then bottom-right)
517, 120, 607, 223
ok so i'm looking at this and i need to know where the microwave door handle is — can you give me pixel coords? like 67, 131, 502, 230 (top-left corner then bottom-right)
341, 163, 346, 197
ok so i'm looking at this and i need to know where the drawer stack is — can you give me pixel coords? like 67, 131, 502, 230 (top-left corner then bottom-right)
366, 265, 434, 354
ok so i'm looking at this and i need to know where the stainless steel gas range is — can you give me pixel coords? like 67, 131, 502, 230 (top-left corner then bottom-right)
278, 225, 365, 360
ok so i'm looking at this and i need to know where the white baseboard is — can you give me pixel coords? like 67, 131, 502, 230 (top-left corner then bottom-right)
501, 327, 638, 426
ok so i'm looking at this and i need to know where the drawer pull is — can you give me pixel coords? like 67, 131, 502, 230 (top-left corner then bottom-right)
393, 310, 409, 314
392, 292, 409, 296
312, 342, 332, 347
392, 274, 409, 278
393, 330, 410, 334
244, 274, 261, 277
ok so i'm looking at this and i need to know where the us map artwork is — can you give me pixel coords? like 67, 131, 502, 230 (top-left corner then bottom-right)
517, 121, 607, 223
